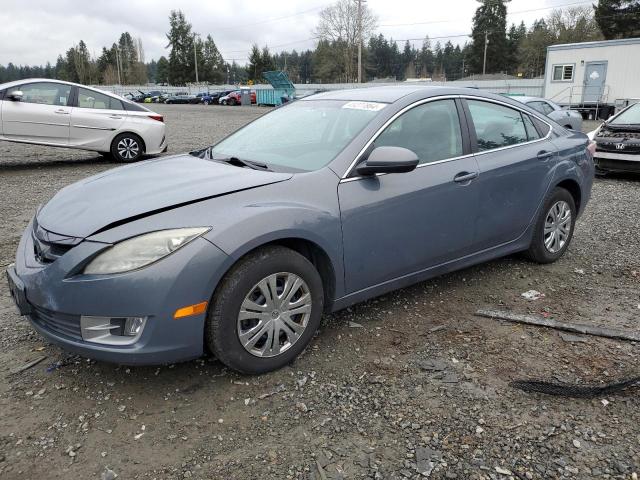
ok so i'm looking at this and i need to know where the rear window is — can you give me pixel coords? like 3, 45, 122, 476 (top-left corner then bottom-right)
123, 101, 150, 112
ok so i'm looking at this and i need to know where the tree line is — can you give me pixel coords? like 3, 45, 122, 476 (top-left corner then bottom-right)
0, 0, 638, 86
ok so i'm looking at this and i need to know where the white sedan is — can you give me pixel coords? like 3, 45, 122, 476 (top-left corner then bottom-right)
0, 79, 167, 162
513, 96, 583, 131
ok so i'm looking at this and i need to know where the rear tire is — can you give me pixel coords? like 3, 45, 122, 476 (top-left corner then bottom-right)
206, 246, 324, 374
111, 133, 144, 163
524, 187, 576, 264
228, 98, 236, 106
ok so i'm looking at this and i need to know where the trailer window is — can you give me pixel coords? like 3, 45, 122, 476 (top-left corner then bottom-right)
553, 64, 574, 82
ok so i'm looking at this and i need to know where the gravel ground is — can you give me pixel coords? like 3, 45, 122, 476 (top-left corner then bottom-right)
0, 107, 638, 480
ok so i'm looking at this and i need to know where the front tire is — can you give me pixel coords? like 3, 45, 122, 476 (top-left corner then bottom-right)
524, 187, 576, 264
206, 246, 324, 374
227, 98, 236, 106
111, 133, 144, 163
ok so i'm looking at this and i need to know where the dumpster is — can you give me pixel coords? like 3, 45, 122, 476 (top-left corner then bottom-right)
256, 71, 295, 106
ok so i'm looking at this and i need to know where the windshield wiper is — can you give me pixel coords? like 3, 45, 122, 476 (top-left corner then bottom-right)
212, 155, 272, 171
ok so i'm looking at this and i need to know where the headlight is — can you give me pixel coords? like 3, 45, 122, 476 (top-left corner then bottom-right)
83, 227, 210, 275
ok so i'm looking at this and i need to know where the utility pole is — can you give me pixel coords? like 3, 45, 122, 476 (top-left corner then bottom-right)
115, 44, 122, 85
357, 0, 364, 83
193, 33, 199, 84
482, 31, 489, 76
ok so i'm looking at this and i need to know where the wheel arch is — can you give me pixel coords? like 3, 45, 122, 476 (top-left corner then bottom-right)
215, 236, 338, 313
110, 131, 147, 154
555, 178, 582, 213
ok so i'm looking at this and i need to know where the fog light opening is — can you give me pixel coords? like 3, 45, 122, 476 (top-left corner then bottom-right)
80, 315, 147, 345
124, 317, 145, 336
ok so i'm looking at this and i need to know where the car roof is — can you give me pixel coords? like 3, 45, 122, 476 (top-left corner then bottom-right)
510, 96, 549, 103
0, 78, 125, 101
302, 85, 531, 104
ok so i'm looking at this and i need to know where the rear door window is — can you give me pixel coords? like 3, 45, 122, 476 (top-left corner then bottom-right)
466, 100, 529, 151
522, 114, 542, 140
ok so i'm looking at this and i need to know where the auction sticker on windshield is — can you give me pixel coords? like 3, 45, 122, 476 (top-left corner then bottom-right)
342, 101, 386, 111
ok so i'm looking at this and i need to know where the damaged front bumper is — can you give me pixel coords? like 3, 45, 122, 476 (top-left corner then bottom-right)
8, 218, 229, 365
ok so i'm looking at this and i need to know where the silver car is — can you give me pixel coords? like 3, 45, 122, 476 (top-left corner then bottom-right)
513, 96, 583, 131
0, 79, 167, 162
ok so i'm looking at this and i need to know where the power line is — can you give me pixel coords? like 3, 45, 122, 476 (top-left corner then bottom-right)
379, 0, 595, 27
220, 37, 317, 55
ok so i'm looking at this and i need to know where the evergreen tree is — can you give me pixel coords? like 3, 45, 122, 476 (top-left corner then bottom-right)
595, 0, 640, 39
156, 56, 170, 84
202, 35, 225, 83
166, 10, 194, 85
418, 36, 435, 78
469, 0, 510, 74
506, 21, 526, 75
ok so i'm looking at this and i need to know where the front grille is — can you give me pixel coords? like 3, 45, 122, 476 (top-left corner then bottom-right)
596, 143, 640, 154
32, 219, 82, 264
31, 305, 82, 340
596, 158, 640, 173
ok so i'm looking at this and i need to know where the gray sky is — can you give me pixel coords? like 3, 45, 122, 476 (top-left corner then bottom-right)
0, 0, 594, 66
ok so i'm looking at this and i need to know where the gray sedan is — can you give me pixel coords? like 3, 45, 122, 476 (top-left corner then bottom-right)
7, 86, 594, 374
513, 96, 583, 131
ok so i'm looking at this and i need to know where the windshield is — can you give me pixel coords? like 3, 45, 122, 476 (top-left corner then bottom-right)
211, 100, 385, 171
610, 103, 640, 125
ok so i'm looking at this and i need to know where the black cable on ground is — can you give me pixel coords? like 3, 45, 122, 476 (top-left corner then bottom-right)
510, 376, 640, 398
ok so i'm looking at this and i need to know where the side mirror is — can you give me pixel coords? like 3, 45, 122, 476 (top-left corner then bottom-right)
8, 90, 23, 101
356, 146, 419, 176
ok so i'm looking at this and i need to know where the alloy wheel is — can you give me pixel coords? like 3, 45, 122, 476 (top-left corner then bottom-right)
117, 138, 140, 160
237, 272, 312, 358
543, 200, 572, 254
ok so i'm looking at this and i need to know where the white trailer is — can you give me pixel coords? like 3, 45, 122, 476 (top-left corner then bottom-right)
543, 37, 640, 119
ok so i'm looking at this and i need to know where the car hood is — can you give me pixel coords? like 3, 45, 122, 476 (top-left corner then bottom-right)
37, 154, 292, 238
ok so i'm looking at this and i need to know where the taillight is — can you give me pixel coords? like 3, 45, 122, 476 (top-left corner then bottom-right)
148, 115, 164, 123
587, 140, 596, 156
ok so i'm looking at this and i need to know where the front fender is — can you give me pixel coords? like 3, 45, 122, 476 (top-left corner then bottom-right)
204, 201, 346, 299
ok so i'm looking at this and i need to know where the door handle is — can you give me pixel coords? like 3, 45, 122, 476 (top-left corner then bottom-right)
453, 171, 478, 183
108, 115, 123, 119
54, 109, 70, 115
537, 150, 555, 160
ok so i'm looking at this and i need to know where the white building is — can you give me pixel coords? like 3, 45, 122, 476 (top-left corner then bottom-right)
543, 37, 640, 118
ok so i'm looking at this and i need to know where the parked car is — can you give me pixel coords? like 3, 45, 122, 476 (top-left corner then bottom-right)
512, 96, 583, 131
220, 90, 256, 105
133, 90, 164, 103
0, 79, 167, 162
587, 101, 640, 175
206, 90, 233, 105
165, 94, 199, 104
6, 86, 594, 374
195, 92, 214, 105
